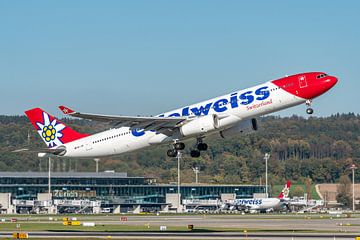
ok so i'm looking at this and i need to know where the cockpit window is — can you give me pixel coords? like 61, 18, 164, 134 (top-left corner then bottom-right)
316, 73, 327, 79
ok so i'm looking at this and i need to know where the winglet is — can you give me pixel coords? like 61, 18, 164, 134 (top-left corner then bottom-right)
59, 106, 75, 115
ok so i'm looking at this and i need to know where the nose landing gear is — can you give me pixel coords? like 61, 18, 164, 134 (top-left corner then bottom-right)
305, 100, 314, 115
306, 108, 314, 115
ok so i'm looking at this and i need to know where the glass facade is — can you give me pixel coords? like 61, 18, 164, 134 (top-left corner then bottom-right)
0, 172, 266, 204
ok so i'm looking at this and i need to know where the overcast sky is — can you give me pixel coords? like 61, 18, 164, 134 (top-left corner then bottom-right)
0, 1, 359, 117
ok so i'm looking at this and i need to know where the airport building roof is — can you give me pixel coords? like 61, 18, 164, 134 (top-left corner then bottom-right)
0, 171, 266, 202
0, 171, 147, 179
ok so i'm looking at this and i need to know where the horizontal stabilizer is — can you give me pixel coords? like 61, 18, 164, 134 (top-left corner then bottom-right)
12, 147, 66, 156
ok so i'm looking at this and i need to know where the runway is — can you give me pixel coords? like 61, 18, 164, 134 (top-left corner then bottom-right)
92, 214, 360, 232
29, 214, 360, 232
0, 231, 358, 239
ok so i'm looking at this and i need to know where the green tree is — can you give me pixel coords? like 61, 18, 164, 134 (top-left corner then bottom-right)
1, 113, 360, 184
291, 186, 305, 197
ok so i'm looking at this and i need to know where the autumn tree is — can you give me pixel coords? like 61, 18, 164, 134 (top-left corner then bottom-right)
336, 175, 352, 207
305, 177, 312, 199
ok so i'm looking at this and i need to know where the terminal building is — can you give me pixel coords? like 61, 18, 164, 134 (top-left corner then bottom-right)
0, 172, 266, 214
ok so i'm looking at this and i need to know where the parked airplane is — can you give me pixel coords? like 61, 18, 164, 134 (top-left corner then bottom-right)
24, 72, 337, 158
221, 181, 292, 212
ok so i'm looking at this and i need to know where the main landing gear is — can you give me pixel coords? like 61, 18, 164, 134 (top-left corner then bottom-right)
167, 142, 185, 157
166, 139, 208, 158
190, 140, 208, 158
305, 100, 314, 115
167, 149, 178, 158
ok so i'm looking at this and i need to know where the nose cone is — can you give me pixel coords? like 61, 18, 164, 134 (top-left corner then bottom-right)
322, 76, 338, 92
327, 76, 338, 88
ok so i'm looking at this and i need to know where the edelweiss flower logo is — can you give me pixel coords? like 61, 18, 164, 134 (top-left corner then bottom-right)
283, 188, 290, 198
36, 112, 65, 147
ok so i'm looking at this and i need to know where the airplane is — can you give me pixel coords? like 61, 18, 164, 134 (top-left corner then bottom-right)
24, 72, 337, 158
221, 181, 292, 212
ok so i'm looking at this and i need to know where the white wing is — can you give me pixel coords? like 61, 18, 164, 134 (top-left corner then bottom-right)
59, 106, 187, 132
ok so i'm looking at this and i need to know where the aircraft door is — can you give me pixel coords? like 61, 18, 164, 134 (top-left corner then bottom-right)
298, 75, 308, 88
86, 141, 93, 151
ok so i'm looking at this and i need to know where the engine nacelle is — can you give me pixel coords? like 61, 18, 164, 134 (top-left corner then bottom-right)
219, 118, 258, 139
180, 115, 219, 137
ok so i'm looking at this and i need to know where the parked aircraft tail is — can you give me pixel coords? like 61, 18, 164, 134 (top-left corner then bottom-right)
278, 180, 291, 199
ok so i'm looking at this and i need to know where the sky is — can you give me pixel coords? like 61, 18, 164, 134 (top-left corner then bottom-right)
0, 1, 359, 117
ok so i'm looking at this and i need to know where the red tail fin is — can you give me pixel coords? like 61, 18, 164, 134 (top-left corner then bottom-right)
25, 108, 89, 148
278, 180, 291, 199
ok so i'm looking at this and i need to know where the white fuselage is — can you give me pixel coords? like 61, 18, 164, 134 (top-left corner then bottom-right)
62, 81, 305, 158
232, 198, 281, 211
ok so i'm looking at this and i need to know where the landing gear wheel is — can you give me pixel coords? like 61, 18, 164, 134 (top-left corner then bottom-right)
190, 150, 201, 158
305, 99, 313, 115
174, 142, 185, 150
306, 108, 314, 115
167, 149, 177, 158
197, 143, 208, 151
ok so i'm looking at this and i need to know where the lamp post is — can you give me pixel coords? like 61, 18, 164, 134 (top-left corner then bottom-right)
192, 167, 200, 184
94, 158, 100, 173
264, 153, 270, 198
48, 157, 51, 200
350, 164, 357, 212
177, 151, 182, 213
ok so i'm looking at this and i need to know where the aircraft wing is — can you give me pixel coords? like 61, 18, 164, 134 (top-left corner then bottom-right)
59, 106, 187, 132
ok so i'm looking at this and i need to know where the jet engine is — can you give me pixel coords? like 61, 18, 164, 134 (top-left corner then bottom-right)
219, 118, 258, 138
180, 114, 219, 137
